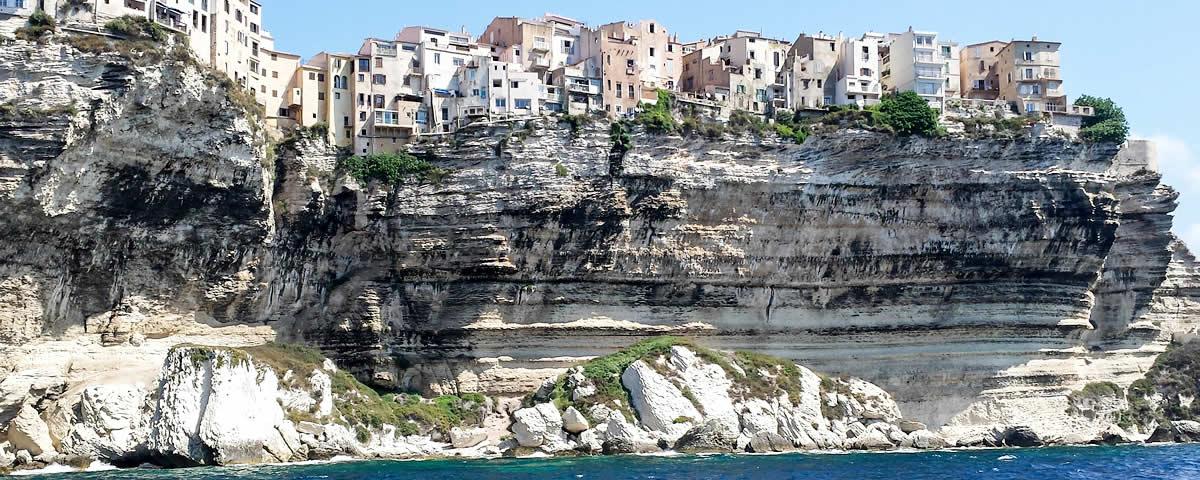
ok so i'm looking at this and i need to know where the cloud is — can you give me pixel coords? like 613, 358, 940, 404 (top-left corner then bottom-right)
1138, 133, 1200, 248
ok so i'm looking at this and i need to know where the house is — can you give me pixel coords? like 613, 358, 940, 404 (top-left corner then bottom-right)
447, 58, 545, 126
547, 61, 604, 115
479, 13, 585, 79
579, 19, 678, 116
778, 33, 841, 110
959, 40, 1006, 100
351, 37, 423, 155
880, 27, 960, 109
395, 26, 491, 133
995, 37, 1071, 115
833, 33, 884, 107
259, 47, 301, 133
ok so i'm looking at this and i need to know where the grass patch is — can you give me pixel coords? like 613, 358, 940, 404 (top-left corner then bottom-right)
0, 101, 78, 120
15, 9, 55, 42
955, 115, 1036, 138
735, 351, 804, 402
555, 163, 569, 177
104, 15, 168, 42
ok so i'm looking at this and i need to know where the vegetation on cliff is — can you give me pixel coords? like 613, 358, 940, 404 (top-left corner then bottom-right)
14, 9, 56, 42
1120, 341, 1200, 429
340, 152, 446, 185
1075, 95, 1130, 144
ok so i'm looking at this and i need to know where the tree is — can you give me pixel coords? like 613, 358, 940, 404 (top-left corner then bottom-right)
877, 91, 939, 136
1074, 95, 1129, 144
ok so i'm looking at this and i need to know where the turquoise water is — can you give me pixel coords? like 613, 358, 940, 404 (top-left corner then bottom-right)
21, 445, 1200, 479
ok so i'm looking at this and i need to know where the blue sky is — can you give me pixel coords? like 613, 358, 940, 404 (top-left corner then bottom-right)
261, 0, 1200, 248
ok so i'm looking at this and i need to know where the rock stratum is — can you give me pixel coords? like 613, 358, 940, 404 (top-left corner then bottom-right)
1, 36, 1200, 470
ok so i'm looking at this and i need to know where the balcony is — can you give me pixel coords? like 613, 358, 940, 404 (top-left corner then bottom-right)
1045, 104, 1094, 116
375, 44, 398, 57
914, 54, 940, 65
373, 110, 413, 129
531, 41, 551, 53
126, 0, 147, 11
152, 2, 189, 34
531, 56, 552, 70
568, 83, 600, 95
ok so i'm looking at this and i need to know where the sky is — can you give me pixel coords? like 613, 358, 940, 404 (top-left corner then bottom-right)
261, 0, 1200, 248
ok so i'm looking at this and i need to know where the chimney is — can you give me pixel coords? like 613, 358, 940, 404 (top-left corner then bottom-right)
1031, 34, 1038, 41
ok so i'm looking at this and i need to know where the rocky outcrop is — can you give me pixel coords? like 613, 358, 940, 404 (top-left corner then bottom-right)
510, 341, 953, 455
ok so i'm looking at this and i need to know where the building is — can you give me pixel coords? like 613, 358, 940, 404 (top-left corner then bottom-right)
395, 25, 491, 134
579, 19, 678, 116
547, 61, 603, 114
446, 57, 545, 127
715, 31, 790, 116
880, 27, 960, 109
352, 37, 423, 155
832, 33, 884, 107
480, 13, 584, 78
959, 40, 1006, 100
259, 46, 301, 132
995, 38, 1069, 115
778, 33, 841, 110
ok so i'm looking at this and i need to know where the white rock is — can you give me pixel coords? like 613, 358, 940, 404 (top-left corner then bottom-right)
739, 399, 779, 436
848, 428, 894, 450
621, 360, 701, 439
603, 413, 659, 454
898, 420, 926, 433
449, 427, 488, 449
61, 384, 147, 460
668, 346, 738, 431
511, 402, 565, 448
578, 428, 603, 453
0, 441, 14, 468
562, 406, 590, 434
902, 430, 948, 449
7, 405, 56, 457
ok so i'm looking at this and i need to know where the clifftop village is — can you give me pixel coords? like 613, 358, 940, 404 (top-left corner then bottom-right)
2, 1, 1102, 153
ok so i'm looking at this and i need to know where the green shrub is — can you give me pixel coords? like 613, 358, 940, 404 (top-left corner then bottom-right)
341, 152, 442, 185
772, 122, 809, 144
554, 163, 569, 177
15, 9, 56, 41
104, 15, 168, 42
610, 120, 633, 154
680, 114, 726, 139
635, 89, 677, 134
1117, 341, 1200, 429
876, 91, 939, 136
1075, 95, 1129, 144
729, 110, 769, 135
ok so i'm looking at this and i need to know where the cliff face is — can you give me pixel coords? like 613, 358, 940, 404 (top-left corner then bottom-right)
1, 37, 1198, 451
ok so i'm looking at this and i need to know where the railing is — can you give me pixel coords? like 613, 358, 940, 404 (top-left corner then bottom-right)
1044, 104, 1094, 116
567, 83, 600, 95
375, 45, 398, 57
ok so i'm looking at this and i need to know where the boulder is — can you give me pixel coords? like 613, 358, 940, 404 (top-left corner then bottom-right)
1001, 425, 1043, 447
562, 407, 590, 434
847, 428, 894, 450
1149, 420, 1200, 443
621, 360, 702, 437
898, 420, 926, 434
511, 403, 564, 448
0, 441, 14, 468
674, 419, 737, 452
7, 405, 56, 457
902, 430, 948, 449
577, 429, 603, 453
747, 431, 794, 453
1092, 424, 1134, 445
61, 384, 148, 460
668, 347, 739, 431
449, 427, 488, 449
602, 414, 658, 454
295, 421, 325, 437
738, 399, 779, 436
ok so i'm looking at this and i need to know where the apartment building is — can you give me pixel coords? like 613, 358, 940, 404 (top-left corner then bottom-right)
547, 61, 604, 114
880, 28, 960, 109
579, 19, 678, 115
716, 31, 790, 116
480, 14, 584, 78
959, 40, 1006, 100
395, 26, 491, 133
833, 33, 884, 107
995, 38, 1069, 114
778, 33, 841, 110
352, 38, 423, 155
447, 58, 545, 126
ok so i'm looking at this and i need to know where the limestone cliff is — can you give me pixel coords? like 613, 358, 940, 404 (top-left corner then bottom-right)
1, 34, 1198, 469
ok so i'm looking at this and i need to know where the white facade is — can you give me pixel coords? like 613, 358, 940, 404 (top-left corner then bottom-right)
353, 38, 422, 155
833, 33, 883, 107
881, 28, 960, 109
396, 25, 490, 133
448, 58, 544, 126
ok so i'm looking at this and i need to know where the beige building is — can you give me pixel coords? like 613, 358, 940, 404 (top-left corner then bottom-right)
778, 33, 841, 110
480, 14, 584, 79
995, 38, 1068, 114
959, 40, 1006, 100
547, 61, 603, 114
579, 19, 679, 116
260, 47, 301, 132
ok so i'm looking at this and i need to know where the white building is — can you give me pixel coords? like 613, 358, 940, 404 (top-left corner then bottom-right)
447, 58, 545, 127
880, 27, 960, 109
833, 33, 884, 107
352, 37, 423, 155
395, 25, 490, 134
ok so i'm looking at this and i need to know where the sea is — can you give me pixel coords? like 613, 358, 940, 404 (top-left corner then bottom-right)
13, 444, 1200, 479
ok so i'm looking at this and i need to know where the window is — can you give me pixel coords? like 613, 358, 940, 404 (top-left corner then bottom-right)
774, 51, 780, 67
434, 53, 441, 64
515, 99, 532, 109
650, 23, 655, 33
616, 83, 623, 98
373, 95, 385, 108
308, 72, 316, 81
628, 84, 634, 97
359, 58, 371, 72
318, 92, 325, 101
750, 51, 756, 60
754, 68, 762, 79
495, 98, 507, 107
649, 47, 655, 57
372, 74, 387, 85
360, 112, 367, 121
941, 46, 951, 58
344, 116, 351, 127
974, 80, 985, 89
375, 57, 383, 68
272, 90, 278, 97
358, 73, 365, 82
335, 92, 341, 100
358, 93, 365, 105
511, 81, 519, 88
1024, 68, 1034, 79
453, 58, 464, 66
493, 79, 502, 88
272, 71, 278, 79
318, 73, 326, 82
1024, 51, 1034, 61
